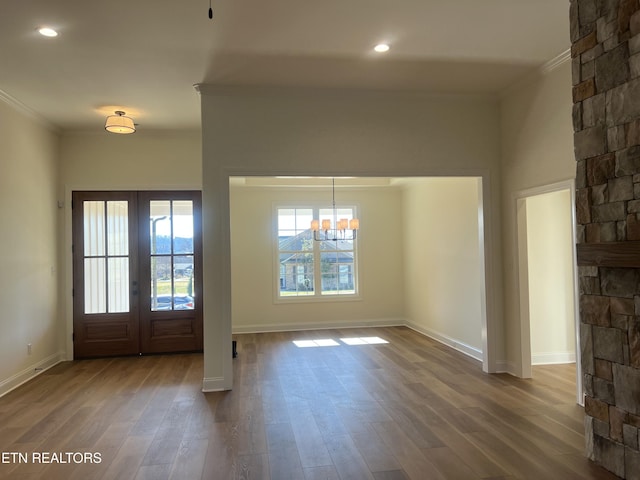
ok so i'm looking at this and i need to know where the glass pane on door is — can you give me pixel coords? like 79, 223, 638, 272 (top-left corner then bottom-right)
150, 201, 171, 255
84, 257, 106, 314
173, 201, 194, 254
108, 257, 129, 313
84, 201, 105, 256
107, 201, 129, 256
83, 200, 130, 314
150, 200, 195, 311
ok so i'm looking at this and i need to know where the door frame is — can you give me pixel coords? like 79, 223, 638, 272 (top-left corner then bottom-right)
63, 185, 203, 360
514, 179, 582, 405
71, 190, 203, 357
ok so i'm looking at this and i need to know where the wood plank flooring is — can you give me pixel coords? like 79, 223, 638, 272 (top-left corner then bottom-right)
0, 327, 620, 479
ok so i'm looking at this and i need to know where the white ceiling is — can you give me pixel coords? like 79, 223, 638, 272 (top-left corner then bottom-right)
0, 0, 570, 132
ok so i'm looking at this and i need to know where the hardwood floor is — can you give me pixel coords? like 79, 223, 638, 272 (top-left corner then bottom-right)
0, 327, 619, 479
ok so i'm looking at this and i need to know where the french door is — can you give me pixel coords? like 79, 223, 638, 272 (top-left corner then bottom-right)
72, 191, 203, 358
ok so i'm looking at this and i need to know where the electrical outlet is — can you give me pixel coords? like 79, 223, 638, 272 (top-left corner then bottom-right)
27, 343, 32, 355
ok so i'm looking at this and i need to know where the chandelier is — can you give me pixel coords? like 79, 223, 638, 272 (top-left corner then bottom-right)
310, 178, 360, 241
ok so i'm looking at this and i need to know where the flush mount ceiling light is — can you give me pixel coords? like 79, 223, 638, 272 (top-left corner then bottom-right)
374, 43, 390, 53
38, 27, 58, 37
105, 111, 136, 134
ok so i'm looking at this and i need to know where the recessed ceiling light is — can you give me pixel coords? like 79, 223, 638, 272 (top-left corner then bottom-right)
374, 43, 390, 53
38, 27, 58, 37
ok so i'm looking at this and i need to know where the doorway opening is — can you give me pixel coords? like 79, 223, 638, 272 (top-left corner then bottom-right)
71, 191, 203, 358
516, 182, 582, 403
228, 176, 489, 369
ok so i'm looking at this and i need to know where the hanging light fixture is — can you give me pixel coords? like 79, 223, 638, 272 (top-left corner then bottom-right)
310, 178, 360, 241
105, 110, 136, 134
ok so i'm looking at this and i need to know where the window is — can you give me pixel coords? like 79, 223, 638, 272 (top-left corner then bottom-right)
277, 206, 358, 298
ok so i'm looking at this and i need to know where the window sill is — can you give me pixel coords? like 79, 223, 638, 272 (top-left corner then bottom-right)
274, 294, 362, 305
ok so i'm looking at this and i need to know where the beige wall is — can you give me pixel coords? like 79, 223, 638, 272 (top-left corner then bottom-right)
200, 86, 503, 389
402, 178, 483, 358
0, 101, 62, 395
60, 130, 202, 189
500, 60, 575, 375
230, 184, 404, 330
526, 189, 576, 364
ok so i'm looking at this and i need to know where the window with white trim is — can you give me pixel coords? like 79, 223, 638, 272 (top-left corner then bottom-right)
277, 206, 358, 298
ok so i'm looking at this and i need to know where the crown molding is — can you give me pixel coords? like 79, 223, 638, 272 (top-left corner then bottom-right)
0, 88, 59, 133
499, 48, 571, 99
193, 83, 494, 102
540, 48, 571, 75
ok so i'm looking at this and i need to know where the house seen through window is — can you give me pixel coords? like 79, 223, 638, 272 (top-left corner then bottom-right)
277, 207, 357, 298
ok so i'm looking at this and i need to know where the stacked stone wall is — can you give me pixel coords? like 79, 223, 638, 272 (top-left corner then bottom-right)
571, 1, 640, 478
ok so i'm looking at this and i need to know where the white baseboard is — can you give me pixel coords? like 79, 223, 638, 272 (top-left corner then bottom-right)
202, 376, 225, 392
495, 360, 519, 376
495, 360, 515, 375
232, 318, 404, 334
532, 351, 576, 365
404, 322, 483, 363
0, 352, 66, 398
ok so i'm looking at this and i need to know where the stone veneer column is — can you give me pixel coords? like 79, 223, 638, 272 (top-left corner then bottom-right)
571, 1, 640, 478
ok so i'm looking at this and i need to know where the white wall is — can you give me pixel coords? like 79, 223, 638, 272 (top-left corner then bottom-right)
0, 100, 62, 395
60, 130, 202, 189
58, 130, 202, 358
500, 60, 575, 375
230, 184, 404, 331
526, 189, 576, 365
200, 85, 503, 390
402, 178, 483, 359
